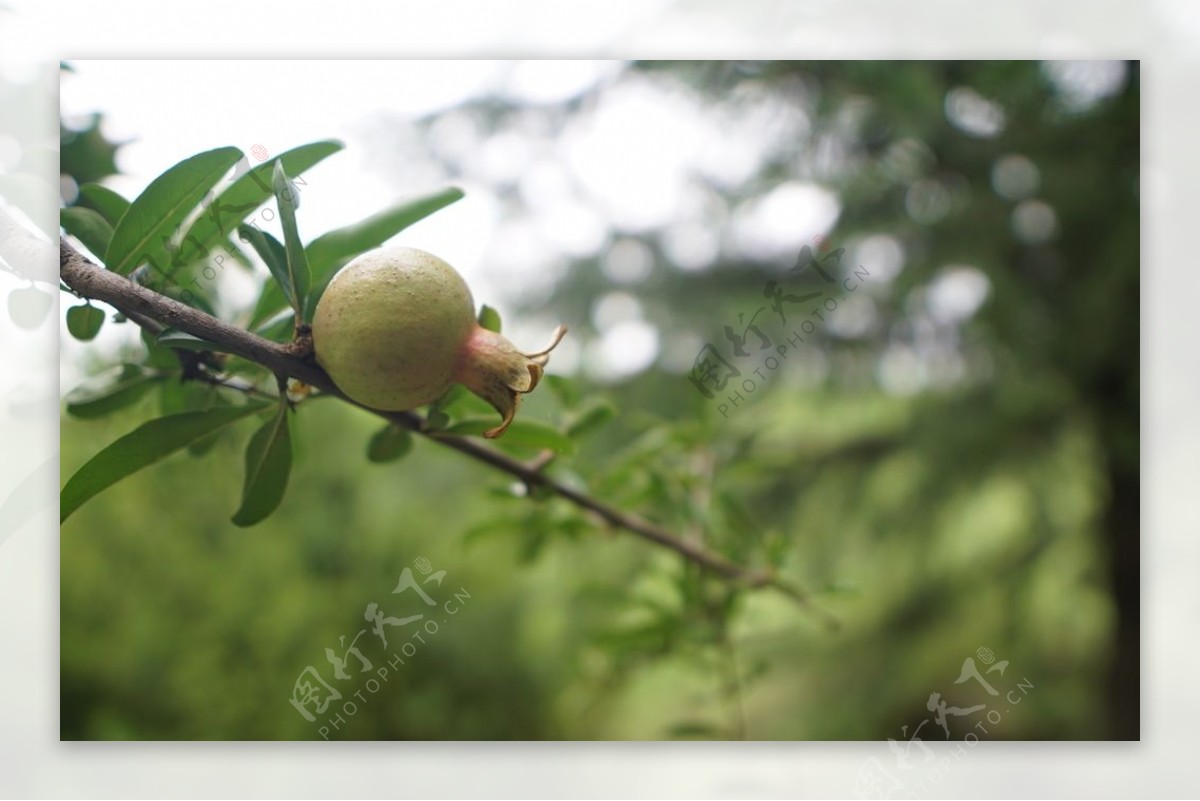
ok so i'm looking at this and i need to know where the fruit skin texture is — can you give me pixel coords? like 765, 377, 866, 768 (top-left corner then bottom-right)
312, 246, 565, 438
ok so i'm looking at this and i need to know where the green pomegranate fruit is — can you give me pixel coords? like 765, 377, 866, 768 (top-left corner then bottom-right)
312, 246, 566, 438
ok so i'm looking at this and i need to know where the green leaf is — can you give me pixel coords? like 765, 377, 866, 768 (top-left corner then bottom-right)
104, 146, 243, 276
567, 399, 617, 438
252, 309, 296, 343
439, 418, 576, 454
60, 402, 267, 522
425, 408, 451, 432
159, 377, 212, 416
140, 327, 179, 370
305, 186, 463, 285
188, 417, 228, 456
176, 140, 343, 268
65, 365, 162, 419
366, 425, 413, 463
429, 384, 469, 415
77, 183, 131, 226
238, 223, 297, 312
66, 303, 105, 340
425, 384, 492, 422
231, 402, 292, 527
60, 206, 114, 258
272, 161, 311, 320
248, 282, 287, 329
155, 328, 225, 353
478, 304, 502, 333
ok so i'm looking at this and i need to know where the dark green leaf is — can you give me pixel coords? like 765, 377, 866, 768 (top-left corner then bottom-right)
238, 223, 296, 311
140, 327, 179, 369
60, 206, 114, 258
155, 329, 225, 353
272, 161, 311, 320
305, 186, 464, 285
105, 146, 243, 276
187, 396, 230, 457
66, 303, 105, 340
367, 425, 413, 463
425, 409, 451, 432
175, 140, 343, 268
439, 418, 576, 454
159, 377, 212, 416
478, 304, 502, 333
59, 113, 120, 186
77, 183, 131, 226
567, 399, 617, 438
60, 402, 267, 522
65, 365, 162, 419
231, 402, 292, 527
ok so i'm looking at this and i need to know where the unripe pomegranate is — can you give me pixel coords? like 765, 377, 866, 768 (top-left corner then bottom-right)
312, 246, 566, 438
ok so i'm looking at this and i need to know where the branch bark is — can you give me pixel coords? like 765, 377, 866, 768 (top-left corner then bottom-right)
59, 239, 838, 629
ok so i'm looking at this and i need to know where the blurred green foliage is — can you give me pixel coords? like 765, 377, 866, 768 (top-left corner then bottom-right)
60, 60, 1137, 741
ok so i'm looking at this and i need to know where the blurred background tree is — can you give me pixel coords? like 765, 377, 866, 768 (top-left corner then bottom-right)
59, 60, 1137, 740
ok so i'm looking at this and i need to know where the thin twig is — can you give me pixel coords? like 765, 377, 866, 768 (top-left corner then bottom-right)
59, 239, 838, 628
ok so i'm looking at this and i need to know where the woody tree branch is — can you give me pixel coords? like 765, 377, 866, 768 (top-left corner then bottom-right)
59, 238, 838, 629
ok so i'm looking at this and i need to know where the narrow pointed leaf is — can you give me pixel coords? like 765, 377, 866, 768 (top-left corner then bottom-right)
238, 223, 295, 310
272, 161, 311, 320
305, 186, 463, 284
176, 140, 343, 268
60, 206, 114, 258
65, 365, 163, 419
60, 402, 267, 522
231, 402, 292, 527
105, 146, 243, 276
77, 183, 131, 227
155, 329, 225, 353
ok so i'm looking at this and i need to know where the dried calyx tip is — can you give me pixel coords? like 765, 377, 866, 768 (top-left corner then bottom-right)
457, 324, 568, 439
